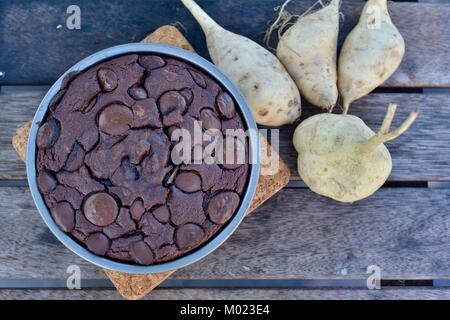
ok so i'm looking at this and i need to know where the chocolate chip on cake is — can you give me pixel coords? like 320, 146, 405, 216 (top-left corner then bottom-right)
97, 68, 118, 92
98, 104, 133, 135
216, 92, 236, 119
83, 192, 118, 227
175, 171, 202, 193
86, 232, 110, 255
64, 142, 85, 172
51, 201, 75, 232
176, 223, 205, 249
159, 91, 187, 115
130, 241, 155, 265
152, 205, 170, 223
200, 109, 221, 131
180, 88, 193, 105
130, 198, 145, 221
128, 86, 148, 100
138, 55, 166, 70
188, 69, 207, 88
207, 192, 240, 225
36, 118, 59, 149
37, 171, 57, 193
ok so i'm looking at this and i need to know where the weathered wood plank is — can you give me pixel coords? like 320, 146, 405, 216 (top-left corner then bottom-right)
1, 187, 450, 280
419, 0, 450, 4
0, 1, 449, 87
1, 90, 449, 181
0, 90, 45, 179
1, 288, 450, 300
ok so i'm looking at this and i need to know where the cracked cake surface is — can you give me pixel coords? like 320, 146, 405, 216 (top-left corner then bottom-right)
36, 53, 249, 265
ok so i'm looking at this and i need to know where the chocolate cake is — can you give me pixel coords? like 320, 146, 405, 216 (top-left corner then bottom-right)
35, 54, 249, 265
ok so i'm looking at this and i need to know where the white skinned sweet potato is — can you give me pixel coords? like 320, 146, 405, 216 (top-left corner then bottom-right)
338, 0, 405, 113
293, 104, 418, 202
181, 0, 301, 126
277, 0, 340, 110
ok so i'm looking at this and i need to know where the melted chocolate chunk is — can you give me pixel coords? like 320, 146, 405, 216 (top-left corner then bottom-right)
139, 55, 166, 70
180, 88, 193, 105
175, 171, 202, 193
98, 104, 133, 135
200, 109, 221, 131
176, 224, 204, 249
130, 241, 155, 264
159, 91, 187, 127
48, 89, 67, 112
216, 92, 236, 119
37, 118, 60, 149
188, 69, 207, 88
207, 192, 240, 225
51, 202, 75, 232
83, 192, 118, 227
152, 205, 170, 223
128, 86, 148, 100
64, 142, 85, 172
130, 198, 145, 221
37, 54, 249, 265
37, 171, 57, 193
97, 68, 118, 92
86, 232, 110, 255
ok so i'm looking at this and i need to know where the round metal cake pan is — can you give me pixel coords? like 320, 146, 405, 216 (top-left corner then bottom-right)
26, 43, 260, 274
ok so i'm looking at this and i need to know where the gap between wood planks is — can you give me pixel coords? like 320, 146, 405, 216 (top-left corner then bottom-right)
0, 278, 445, 289
1, 179, 448, 189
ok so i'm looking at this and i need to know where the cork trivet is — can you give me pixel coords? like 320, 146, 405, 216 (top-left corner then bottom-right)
142, 25, 195, 52
12, 120, 32, 162
12, 25, 290, 300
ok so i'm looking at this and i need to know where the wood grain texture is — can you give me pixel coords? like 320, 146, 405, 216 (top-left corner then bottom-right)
2, 187, 450, 280
2, 288, 450, 300
4, 91, 450, 181
0, 1, 449, 87
0, 90, 44, 179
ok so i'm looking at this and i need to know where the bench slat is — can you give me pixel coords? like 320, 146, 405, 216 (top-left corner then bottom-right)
1, 187, 449, 280
1, 89, 449, 181
0, 1, 449, 87
1, 288, 450, 300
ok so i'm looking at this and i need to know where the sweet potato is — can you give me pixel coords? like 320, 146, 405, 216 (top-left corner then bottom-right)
181, 0, 301, 126
338, 0, 405, 113
276, 0, 340, 110
293, 104, 418, 202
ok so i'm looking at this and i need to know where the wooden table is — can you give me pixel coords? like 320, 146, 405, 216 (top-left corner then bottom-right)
1, 0, 450, 300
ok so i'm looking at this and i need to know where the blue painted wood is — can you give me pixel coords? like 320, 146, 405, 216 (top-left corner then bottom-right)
2, 0, 449, 86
